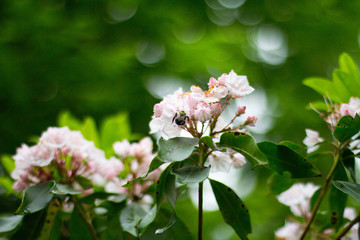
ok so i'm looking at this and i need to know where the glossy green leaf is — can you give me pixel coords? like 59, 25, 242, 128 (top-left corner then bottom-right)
155, 163, 177, 234
57, 111, 82, 130
123, 157, 164, 187
141, 208, 193, 240
100, 112, 132, 156
80, 117, 100, 147
0, 215, 24, 233
210, 179, 251, 240
334, 70, 360, 98
38, 202, 61, 240
258, 141, 321, 178
200, 136, 221, 150
75, 176, 93, 190
303, 77, 342, 102
267, 172, 294, 195
138, 206, 157, 231
339, 53, 360, 87
329, 162, 348, 229
171, 165, 210, 183
16, 181, 55, 215
279, 141, 306, 156
1, 154, 15, 175
50, 183, 82, 195
334, 115, 360, 143
332, 181, 360, 202
219, 132, 267, 168
120, 204, 147, 237
70, 204, 94, 240
10, 210, 45, 239
157, 137, 199, 162
332, 70, 351, 102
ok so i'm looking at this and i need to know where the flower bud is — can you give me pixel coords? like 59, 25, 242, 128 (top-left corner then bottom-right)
236, 106, 246, 116
244, 116, 257, 126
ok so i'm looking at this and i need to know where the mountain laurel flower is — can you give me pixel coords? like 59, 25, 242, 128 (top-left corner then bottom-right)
244, 116, 258, 126
303, 129, 324, 153
340, 97, 360, 118
277, 182, 319, 218
236, 106, 246, 116
11, 127, 110, 193
107, 137, 159, 203
149, 70, 256, 139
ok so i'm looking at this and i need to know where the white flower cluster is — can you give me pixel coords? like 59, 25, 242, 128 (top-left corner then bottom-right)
149, 70, 255, 138
275, 183, 358, 239
104, 137, 159, 203
11, 127, 110, 192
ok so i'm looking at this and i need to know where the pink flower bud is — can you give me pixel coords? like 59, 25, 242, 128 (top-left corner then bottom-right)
244, 116, 257, 126
210, 103, 222, 116
236, 106, 246, 116
153, 103, 163, 118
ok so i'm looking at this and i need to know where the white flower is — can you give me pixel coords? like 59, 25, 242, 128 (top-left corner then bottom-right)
303, 129, 324, 154
275, 221, 303, 240
223, 70, 254, 98
277, 183, 319, 217
340, 97, 360, 117
40, 126, 70, 148
194, 102, 212, 122
231, 152, 247, 168
113, 139, 131, 157
208, 151, 232, 172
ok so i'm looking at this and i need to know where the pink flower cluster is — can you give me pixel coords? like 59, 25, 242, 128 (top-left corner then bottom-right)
326, 97, 360, 127
104, 137, 159, 202
11, 127, 110, 192
149, 70, 256, 138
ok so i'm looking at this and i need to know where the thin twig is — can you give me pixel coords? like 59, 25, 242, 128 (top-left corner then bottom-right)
299, 152, 340, 240
333, 211, 360, 240
72, 196, 98, 240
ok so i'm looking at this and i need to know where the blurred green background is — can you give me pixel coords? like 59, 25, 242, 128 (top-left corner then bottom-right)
1, 0, 360, 239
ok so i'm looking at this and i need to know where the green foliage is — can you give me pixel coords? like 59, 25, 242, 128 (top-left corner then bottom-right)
171, 166, 210, 184
328, 162, 348, 229
209, 179, 251, 240
303, 53, 360, 103
1, 155, 15, 175
120, 204, 155, 237
219, 133, 267, 168
16, 181, 54, 215
70, 205, 94, 240
258, 141, 321, 178
267, 172, 294, 195
334, 115, 360, 144
50, 183, 82, 195
332, 181, 360, 202
157, 137, 199, 162
0, 215, 24, 233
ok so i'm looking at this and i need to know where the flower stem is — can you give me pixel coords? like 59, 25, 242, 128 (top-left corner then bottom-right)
299, 152, 340, 240
333, 211, 360, 240
198, 181, 203, 240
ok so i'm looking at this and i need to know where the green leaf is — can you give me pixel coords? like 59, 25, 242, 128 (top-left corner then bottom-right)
0, 176, 15, 195
339, 53, 360, 88
157, 137, 199, 162
100, 113, 132, 156
334, 70, 360, 99
16, 181, 55, 215
171, 165, 210, 183
200, 136, 221, 150
120, 204, 147, 237
38, 201, 61, 240
80, 117, 100, 147
138, 206, 157, 231
155, 163, 177, 234
303, 77, 342, 102
329, 162, 348, 229
57, 111, 82, 130
70, 205, 94, 240
279, 141, 306, 156
258, 142, 321, 178
141, 207, 193, 240
267, 172, 294, 195
332, 70, 351, 102
50, 183, 82, 195
219, 132, 267, 168
1, 154, 15, 175
332, 181, 360, 202
210, 179, 251, 240
0, 215, 24, 233
75, 176, 93, 190
334, 115, 360, 143
123, 157, 164, 187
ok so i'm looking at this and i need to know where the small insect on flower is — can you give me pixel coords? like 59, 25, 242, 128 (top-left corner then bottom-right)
172, 110, 189, 126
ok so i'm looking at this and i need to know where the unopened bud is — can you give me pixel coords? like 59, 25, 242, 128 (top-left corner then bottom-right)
236, 106, 246, 116
244, 116, 257, 126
